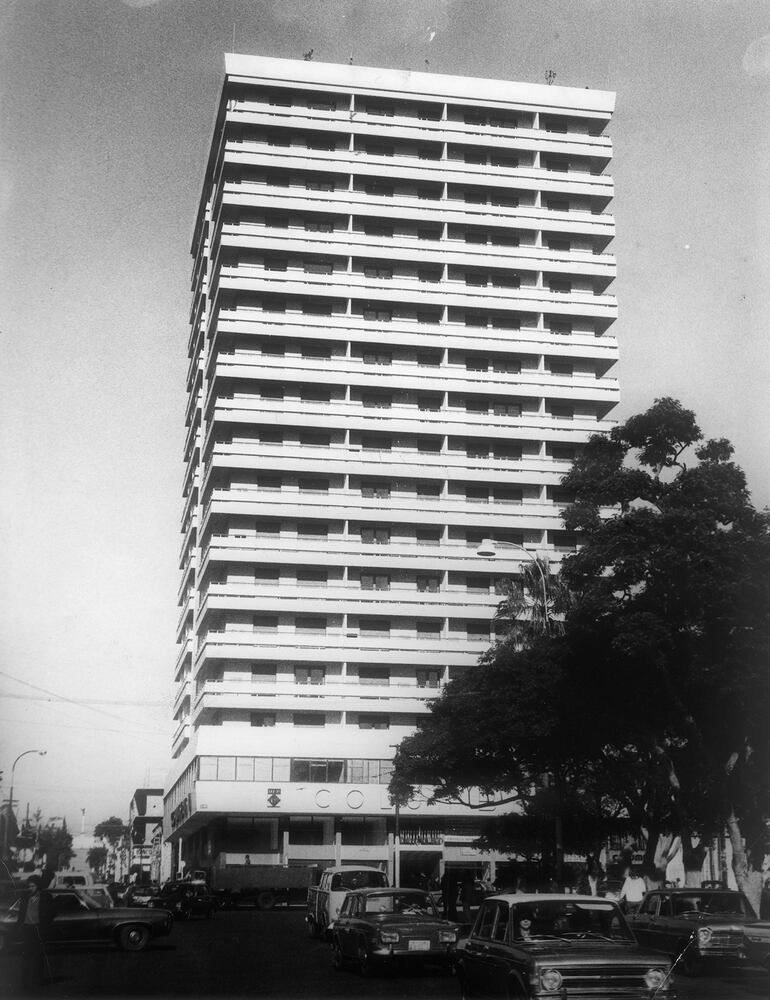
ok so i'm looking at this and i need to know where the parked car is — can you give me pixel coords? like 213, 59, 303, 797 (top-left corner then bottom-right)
0, 888, 173, 953
122, 883, 158, 908
743, 921, 770, 972
455, 893, 674, 998
306, 865, 388, 939
149, 882, 215, 920
628, 887, 758, 975
331, 887, 460, 976
83, 884, 114, 908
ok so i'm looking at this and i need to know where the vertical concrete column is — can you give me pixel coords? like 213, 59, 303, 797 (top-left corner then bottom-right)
334, 827, 342, 866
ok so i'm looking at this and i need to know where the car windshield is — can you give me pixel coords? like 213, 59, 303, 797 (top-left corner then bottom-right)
510, 901, 634, 942
332, 870, 388, 890
364, 892, 435, 915
676, 893, 754, 918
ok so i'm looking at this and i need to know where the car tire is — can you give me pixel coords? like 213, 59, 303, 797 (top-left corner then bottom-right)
358, 943, 375, 977
332, 940, 346, 971
118, 925, 150, 952
306, 916, 319, 939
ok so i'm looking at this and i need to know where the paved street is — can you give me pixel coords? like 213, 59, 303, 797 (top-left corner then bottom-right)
1, 906, 768, 999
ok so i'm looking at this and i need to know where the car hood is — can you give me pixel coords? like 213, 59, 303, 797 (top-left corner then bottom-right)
370, 913, 459, 930
512, 941, 667, 965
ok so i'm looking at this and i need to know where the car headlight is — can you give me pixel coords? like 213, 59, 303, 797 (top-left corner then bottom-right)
439, 929, 458, 943
644, 967, 667, 990
697, 927, 713, 945
540, 969, 563, 992
380, 929, 400, 944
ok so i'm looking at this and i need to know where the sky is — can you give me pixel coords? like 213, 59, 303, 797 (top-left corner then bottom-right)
1, 0, 769, 832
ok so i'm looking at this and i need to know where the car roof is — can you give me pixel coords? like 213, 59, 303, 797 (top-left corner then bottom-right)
326, 865, 385, 874
649, 888, 739, 894
485, 893, 620, 904
349, 887, 425, 896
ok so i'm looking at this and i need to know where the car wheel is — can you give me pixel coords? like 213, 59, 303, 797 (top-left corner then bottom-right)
118, 925, 150, 952
332, 940, 346, 971
358, 943, 375, 977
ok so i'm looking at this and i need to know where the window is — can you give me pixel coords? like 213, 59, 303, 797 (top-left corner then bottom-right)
358, 715, 389, 730
364, 182, 394, 197
361, 482, 391, 499
493, 486, 523, 502
360, 618, 391, 636
417, 619, 442, 637
306, 178, 334, 191
417, 226, 441, 241
417, 187, 435, 200
254, 519, 280, 535
295, 616, 327, 632
550, 403, 575, 419
262, 340, 286, 357
467, 620, 491, 640
302, 342, 332, 359
254, 566, 280, 583
253, 614, 279, 631
417, 309, 441, 324
491, 272, 520, 289
291, 759, 344, 782
417, 268, 441, 283
251, 713, 276, 727
417, 669, 440, 689
360, 573, 390, 591
362, 392, 392, 408
493, 357, 521, 374
264, 257, 288, 272
546, 199, 570, 212
363, 306, 392, 322
465, 270, 488, 286
294, 713, 326, 727
416, 482, 441, 499
549, 319, 573, 336
297, 522, 328, 538
463, 111, 487, 125
549, 278, 572, 294
466, 355, 489, 372
544, 156, 570, 172
464, 150, 487, 165
260, 383, 284, 400
416, 528, 441, 545
465, 229, 487, 245
362, 435, 391, 451
259, 427, 283, 444
466, 440, 490, 459
301, 387, 330, 402
548, 238, 571, 252
358, 666, 390, 685
252, 663, 277, 682
464, 188, 487, 204
305, 218, 334, 233
490, 153, 519, 168
466, 398, 488, 414
417, 350, 441, 367
550, 361, 574, 376
361, 525, 390, 545
297, 568, 328, 585
418, 437, 441, 453
490, 192, 519, 208
266, 132, 290, 147
418, 395, 441, 412
257, 473, 282, 488
304, 260, 334, 275
494, 442, 523, 460
366, 102, 394, 116
493, 400, 522, 417
365, 143, 394, 157
466, 485, 489, 503
362, 349, 392, 365
303, 300, 333, 316
298, 477, 329, 492
551, 445, 576, 461
363, 221, 394, 238
466, 575, 490, 593
266, 213, 289, 229
294, 665, 325, 685
306, 136, 337, 151
307, 97, 337, 111
299, 431, 331, 446
416, 575, 440, 593
364, 264, 393, 279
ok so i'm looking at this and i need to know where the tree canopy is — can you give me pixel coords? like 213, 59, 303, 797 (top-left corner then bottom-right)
391, 399, 770, 906
94, 816, 126, 845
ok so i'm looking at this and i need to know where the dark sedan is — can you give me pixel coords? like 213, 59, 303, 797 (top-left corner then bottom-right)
0, 888, 173, 953
455, 893, 674, 998
628, 888, 758, 975
149, 882, 215, 919
331, 887, 461, 976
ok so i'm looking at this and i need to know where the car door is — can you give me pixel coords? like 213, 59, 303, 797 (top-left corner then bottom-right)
461, 901, 498, 997
48, 892, 96, 942
483, 901, 519, 997
335, 894, 356, 958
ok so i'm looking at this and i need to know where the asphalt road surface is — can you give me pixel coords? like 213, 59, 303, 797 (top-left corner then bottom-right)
1, 906, 768, 999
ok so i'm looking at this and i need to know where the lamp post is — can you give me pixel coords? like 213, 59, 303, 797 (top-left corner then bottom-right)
475, 538, 550, 629
2, 750, 47, 863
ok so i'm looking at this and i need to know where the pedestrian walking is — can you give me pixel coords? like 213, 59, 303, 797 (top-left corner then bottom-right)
619, 867, 646, 914
18, 877, 52, 994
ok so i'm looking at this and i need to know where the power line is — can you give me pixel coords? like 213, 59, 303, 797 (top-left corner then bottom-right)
2, 693, 167, 708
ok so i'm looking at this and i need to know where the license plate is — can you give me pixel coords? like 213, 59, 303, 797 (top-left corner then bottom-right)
408, 940, 430, 951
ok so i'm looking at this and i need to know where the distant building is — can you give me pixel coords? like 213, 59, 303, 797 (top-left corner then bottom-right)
165, 54, 619, 885
129, 789, 164, 881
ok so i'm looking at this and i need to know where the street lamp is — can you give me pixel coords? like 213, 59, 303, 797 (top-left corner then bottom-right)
2, 749, 47, 863
475, 538, 550, 628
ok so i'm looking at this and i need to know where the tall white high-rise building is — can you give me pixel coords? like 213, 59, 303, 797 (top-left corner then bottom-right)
165, 55, 618, 885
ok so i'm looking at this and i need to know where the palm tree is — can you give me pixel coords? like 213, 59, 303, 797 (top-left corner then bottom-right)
493, 557, 571, 643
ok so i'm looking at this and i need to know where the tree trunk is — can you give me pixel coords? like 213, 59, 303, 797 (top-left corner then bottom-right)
726, 810, 763, 916
681, 835, 707, 888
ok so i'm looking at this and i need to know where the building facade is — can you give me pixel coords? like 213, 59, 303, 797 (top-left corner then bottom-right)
165, 54, 618, 885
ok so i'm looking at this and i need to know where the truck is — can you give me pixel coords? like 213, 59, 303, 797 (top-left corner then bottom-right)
203, 864, 318, 910
306, 865, 389, 938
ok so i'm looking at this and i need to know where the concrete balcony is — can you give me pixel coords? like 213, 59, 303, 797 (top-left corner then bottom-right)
193, 633, 486, 673
217, 225, 617, 278
175, 637, 193, 681
222, 143, 614, 201
216, 266, 617, 320
171, 721, 190, 757
177, 553, 196, 606
198, 537, 563, 579
227, 105, 612, 158
173, 679, 191, 716
202, 490, 567, 532
219, 184, 616, 241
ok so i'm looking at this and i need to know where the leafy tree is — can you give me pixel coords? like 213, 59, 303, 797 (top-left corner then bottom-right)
560, 397, 770, 908
87, 846, 108, 875
493, 557, 571, 642
94, 816, 125, 846
38, 818, 74, 871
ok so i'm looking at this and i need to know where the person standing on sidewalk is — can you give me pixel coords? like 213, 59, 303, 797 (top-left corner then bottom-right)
18, 877, 52, 993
